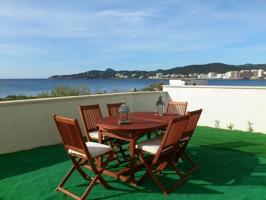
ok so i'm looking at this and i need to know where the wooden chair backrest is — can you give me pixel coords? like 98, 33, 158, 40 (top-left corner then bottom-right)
54, 115, 90, 158
107, 103, 123, 117
154, 115, 189, 163
79, 105, 102, 133
166, 101, 188, 116
181, 109, 202, 141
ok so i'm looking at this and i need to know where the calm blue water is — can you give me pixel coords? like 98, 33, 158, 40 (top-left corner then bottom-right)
0, 79, 169, 98
0, 79, 265, 98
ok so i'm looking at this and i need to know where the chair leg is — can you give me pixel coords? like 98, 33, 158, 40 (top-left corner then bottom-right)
137, 171, 149, 184
88, 160, 110, 189
117, 142, 128, 162
101, 151, 115, 167
137, 151, 188, 195
166, 161, 188, 194
55, 165, 76, 192
56, 158, 110, 200
146, 165, 168, 195
138, 152, 168, 195
80, 174, 100, 200
56, 165, 90, 200
107, 140, 121, 164
156, 162, 168, 173
181, 151, 198, 176
95, 173, 109, 189
168, 161, 185, 180
70, 157, 91, 180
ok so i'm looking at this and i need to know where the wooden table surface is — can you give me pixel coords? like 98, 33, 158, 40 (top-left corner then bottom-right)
97, 112, 175, 132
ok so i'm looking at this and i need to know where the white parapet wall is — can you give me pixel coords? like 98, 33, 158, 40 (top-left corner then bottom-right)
0, 91, 169, 154
163, 85, 266, 133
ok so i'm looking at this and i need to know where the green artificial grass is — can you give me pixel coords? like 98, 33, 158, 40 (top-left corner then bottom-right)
1, 126, 266, 200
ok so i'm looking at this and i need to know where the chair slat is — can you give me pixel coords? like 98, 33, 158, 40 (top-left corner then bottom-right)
166, 101, 188, 116
182, 109, 202, 141
107, 103, 123, 117
54, 115, 88, 156
80, 104, 102, 134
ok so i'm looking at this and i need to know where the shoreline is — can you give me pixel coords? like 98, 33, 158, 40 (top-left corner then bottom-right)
1, 79, 266, 100
1, 77, 266, 80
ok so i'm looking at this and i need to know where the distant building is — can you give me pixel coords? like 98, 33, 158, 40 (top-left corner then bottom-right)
216, 73, 226, 79
234, 71, 241, 79
156, 73, 163, 78
241, 70, 252, 79
252, 69, 264, 79
115, 73, 129, 79
258, 69, 264, 78
131, 73, 137, 78
225, 71, 241, 79
188, 73, 197, 78
208, 72, 217, 79
115, 73, 121, 78
251, 70, 259, 78
198, 74, 208, 79
225, 71, 233, 79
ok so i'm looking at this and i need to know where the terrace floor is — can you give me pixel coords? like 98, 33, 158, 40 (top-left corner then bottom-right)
1, 127, 266, 200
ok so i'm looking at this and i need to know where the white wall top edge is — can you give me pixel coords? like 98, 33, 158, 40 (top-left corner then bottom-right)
163, 85, 266, 90
0, 91, 167, 106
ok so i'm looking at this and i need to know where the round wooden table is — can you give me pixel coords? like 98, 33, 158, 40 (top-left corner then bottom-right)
96, 112, 177, 184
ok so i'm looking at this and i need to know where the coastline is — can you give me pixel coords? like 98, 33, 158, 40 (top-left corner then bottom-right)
1, 79, 266, 100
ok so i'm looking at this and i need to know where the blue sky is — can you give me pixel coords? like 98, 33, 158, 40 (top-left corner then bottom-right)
0, 0, 266, 78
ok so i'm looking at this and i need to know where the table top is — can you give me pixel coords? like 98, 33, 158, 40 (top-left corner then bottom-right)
96, 112, 177, 132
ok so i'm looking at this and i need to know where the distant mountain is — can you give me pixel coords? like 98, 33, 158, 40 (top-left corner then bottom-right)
49, 63, 266, 79
161, 63, 266, 74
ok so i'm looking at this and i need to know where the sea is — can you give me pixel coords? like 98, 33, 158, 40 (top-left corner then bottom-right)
0, 79, 266, 98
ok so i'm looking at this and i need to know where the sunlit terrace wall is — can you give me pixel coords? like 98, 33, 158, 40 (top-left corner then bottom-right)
163, 85, 266, 133
0, 91, 169, 154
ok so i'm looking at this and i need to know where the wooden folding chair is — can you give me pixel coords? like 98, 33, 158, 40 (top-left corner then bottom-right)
177, 109, 202, 177
166, 101, 188, 116
54, 115, 113, 200
154, 100, 188, 137
79, 104, 106, 142
136, 115, 189, 195
79, 104, 127, 163
107, 102, 123, 117
156, 109, 202, 176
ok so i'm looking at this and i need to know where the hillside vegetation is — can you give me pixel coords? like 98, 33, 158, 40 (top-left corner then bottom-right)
49, 63, 266, 79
